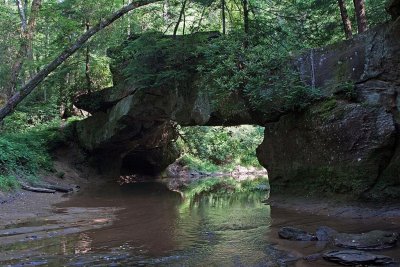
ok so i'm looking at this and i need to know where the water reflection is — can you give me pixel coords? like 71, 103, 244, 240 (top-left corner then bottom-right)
1, 182, 274, 266
2, 181, 399, 267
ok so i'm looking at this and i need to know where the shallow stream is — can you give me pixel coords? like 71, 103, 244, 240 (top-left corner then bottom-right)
1, 181, 399, 266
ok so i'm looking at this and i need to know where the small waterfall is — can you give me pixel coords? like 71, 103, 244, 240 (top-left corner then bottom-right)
310, 49, 316, 89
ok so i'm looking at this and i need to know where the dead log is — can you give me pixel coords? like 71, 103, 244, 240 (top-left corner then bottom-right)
41, 184, 74, 193
21, 184, 56, 193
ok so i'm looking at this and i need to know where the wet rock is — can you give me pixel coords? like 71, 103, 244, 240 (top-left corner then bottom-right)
334, 230, 399, 250
386, 0, 400, 20
263, 245, 300, 266
316, 226, 338, 241
323, 250, 395, 266
303, 253, 322, 261
278, 227, 317, 241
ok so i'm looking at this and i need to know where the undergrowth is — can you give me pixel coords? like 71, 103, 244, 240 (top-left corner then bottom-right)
0, 111, 78, 191
183, 176, 269, 199
177, 125, 264, 173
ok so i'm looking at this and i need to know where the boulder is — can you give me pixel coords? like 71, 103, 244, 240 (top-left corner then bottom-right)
278, 227, 317, 241
257, 100, 396, 195
334, 230, 399, 250
323, 250, 395, 266
316, 226, 338, 241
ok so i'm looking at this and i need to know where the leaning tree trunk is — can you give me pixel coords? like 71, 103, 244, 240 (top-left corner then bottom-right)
173, 0, 188, 36
337, 0, 353, 39
85, 20, 92, 93
243, 0, 249, 34
353, 0, 368, 33
0, 0, 160, 123
222, 0, 226, 35
5, 0, 42, 98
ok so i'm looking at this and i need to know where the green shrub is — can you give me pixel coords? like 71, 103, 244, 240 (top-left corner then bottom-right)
178, 125, 264, 172
183, 176, 269, 199
0, 175, 19, 191
0, 119, 68, 191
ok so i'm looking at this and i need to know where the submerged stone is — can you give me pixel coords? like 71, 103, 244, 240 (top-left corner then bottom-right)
334, 230, 399, 250
323, 250, 396, 266
316, 226, 338, 241
278, 227, 317, 241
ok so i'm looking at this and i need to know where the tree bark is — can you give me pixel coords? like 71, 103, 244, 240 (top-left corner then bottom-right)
243, 0, 249, 34
5, 0, 42, 97
353, 0, 368, 33
85, 20, 92, 93
337, 0, 353, 39
222, 0, 226, 34
173, 0, 187, 37
0, 0, 160, 122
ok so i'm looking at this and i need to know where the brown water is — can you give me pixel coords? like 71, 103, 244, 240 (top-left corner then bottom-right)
1, 181, 399, 267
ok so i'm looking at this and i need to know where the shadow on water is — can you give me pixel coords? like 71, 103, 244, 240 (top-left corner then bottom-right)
1, 181, 400, 266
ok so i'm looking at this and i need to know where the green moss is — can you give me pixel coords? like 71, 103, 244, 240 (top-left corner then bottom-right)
312, 98, 337, 121
272, 166, 373, 198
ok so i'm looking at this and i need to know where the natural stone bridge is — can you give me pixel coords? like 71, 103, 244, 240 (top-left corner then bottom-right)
74, 6, 400, 200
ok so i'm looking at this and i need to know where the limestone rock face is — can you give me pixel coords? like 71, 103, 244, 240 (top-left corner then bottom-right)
75, 33, 259, 175
257, 101, 396, 195
257, 19, 400, 199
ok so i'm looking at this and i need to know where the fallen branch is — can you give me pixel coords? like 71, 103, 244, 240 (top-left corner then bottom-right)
21, 184, 56, 193
41, 184, 74, 193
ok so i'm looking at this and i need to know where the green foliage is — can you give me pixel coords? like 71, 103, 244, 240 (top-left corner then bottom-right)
115, 32, 209, 89
0, 175, 20, 191
177, 125, 264, 172
183, 176, 269, 199
0, 116, 73, 191
198, 33, 321, 118
179, 154, 220, 173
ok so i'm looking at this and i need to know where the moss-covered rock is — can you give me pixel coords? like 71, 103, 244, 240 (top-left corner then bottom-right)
257, 100, 397, 198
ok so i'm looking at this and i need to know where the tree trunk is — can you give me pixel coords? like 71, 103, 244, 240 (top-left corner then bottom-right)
222, 0, 226, 34
85, 20, 92, 93
183, 5, 186, 35
5, 0, 42, 97
173, 0, 187, 37
193, 6, 206, 33
337, 0, 353, 39
0, 0, 160, 123
243, 0, 249, 34
353, 0, 368, 33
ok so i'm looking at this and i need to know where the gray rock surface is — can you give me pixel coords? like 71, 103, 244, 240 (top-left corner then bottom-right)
278, 227, 317, 241
257, 19, 400, 199
316, 226, 338, 241
334, 230, 399, 250
323, 250, 396, 266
